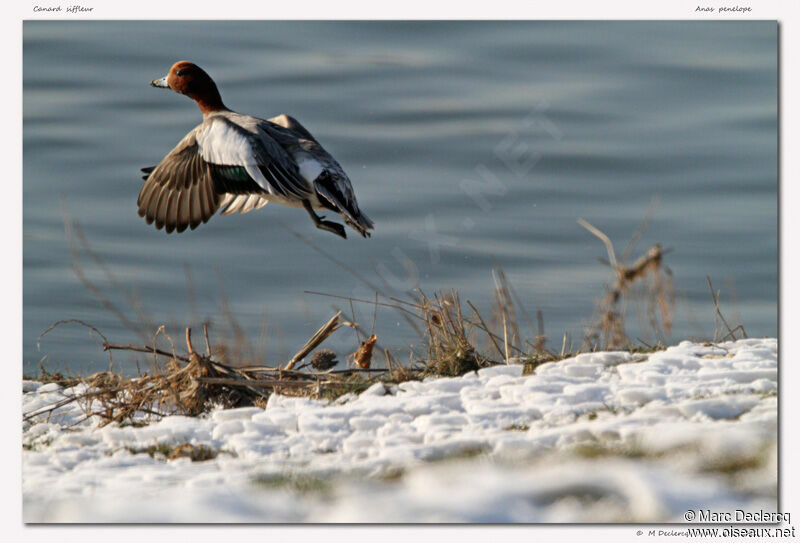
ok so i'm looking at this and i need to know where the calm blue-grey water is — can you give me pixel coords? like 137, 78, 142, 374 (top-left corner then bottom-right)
23, 21, 777, 375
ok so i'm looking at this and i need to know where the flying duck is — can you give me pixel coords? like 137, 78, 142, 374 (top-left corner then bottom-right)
138, 61, 374, 239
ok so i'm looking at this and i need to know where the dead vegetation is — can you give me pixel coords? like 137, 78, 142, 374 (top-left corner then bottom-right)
419, 290, 492, 376
706, 275, 749, 343
26, 290, 505, 426
578, 217, 675, 350
24, 211, 751, 428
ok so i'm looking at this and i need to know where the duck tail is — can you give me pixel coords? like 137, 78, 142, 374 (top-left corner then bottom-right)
313, 172, 374, 238
344, 210, 374, 238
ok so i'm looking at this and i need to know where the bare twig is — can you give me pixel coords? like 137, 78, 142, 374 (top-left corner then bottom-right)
706, 276, 739, 342
580, 218, 673, 350
103, 343, 189, 363
466, 300, 505, 360
198, 377, 315, 388
502, 312, 509, 364
371, 292, 379, 336
38, 319, 108, 349
284, 311, 342, 370
578, 218, 617, 270
304, 291, 424, 322
492, 267, 520, 348
348, 299, 362, 343
185, 328, 196, 357
203, 323, 212, 356
621, 196, 659, 262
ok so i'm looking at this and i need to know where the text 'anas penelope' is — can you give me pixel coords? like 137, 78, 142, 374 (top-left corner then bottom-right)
138, 61, 374, 239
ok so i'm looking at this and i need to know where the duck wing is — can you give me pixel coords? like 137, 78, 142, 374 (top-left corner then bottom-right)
137, 127, 225, 233
139, 115, 317, 233
267, 113, 319, 143
197, 115, 312, 201
263, 115, 375, 237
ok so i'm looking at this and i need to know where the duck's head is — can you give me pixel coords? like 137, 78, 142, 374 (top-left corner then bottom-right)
151, 61, 227, 114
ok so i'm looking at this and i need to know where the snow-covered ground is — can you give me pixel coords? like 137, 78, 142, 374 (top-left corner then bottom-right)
22, 338, 777, 523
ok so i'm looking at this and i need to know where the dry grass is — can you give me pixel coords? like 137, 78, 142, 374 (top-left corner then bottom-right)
418, 290, 493, 376
27, 327, 271, 426
578, 218, 675, 350
26, 259, 674, 428
26, 212, 753, 428
26, 288, 501, 426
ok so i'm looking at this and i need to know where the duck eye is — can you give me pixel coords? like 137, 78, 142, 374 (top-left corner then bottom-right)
175, 69, 186, 77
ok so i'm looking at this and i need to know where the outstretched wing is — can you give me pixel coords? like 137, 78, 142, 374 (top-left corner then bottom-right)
139, 115, 317, 233
137, 125, 275, 233
137, 128, 223, 234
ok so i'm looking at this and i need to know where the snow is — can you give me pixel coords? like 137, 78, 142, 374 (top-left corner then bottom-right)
22, 338, 777, 522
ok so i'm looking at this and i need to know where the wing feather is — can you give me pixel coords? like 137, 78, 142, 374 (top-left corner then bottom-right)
164, 190, 179, 233
219, 193, 268, 216
198, 117, 312, 201
188, 180, 205, 230
176, 189, 191, 233
139, 114, 323, 234
138, 127, 222, 233
200, 174, 215, 220
153, 187, 170, 229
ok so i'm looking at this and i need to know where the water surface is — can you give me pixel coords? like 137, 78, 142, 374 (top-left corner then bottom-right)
23, 21, 778, 375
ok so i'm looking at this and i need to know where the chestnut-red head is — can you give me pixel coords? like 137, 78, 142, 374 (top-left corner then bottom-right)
151, 61, 227, 114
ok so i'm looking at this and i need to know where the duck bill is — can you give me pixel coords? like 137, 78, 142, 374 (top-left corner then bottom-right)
150, 75, 170, 89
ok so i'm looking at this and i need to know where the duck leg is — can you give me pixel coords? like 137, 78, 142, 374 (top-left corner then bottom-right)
302, 200, 347, 239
